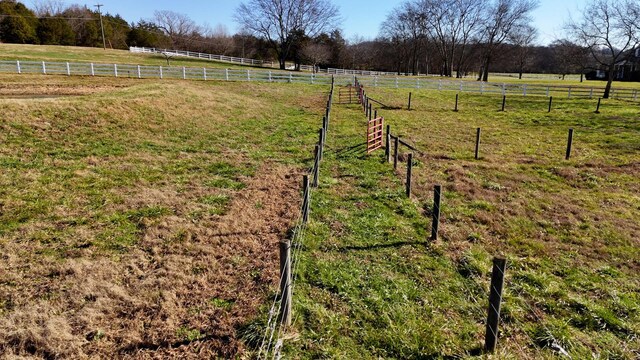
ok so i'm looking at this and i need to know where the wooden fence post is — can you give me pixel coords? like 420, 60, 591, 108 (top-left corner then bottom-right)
303, 174, 311, 218
393, 137, 399, 170
319, 128, 325, 161
312, 147, 320, 188
408, 92, 412, 110
431, 185, 442, 240
484, 257, 507, 353
278, 239, 292, 327
323, 116, 328, 133
369, 104, 372, 121
566, 128, 574, 160
385, 125, 391, 163
324, 102, 330, 122
406, 153, 413, 198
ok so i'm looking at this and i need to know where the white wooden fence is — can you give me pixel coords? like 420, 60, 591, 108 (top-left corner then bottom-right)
2, 59, 638, 101
129, 46, 274, 67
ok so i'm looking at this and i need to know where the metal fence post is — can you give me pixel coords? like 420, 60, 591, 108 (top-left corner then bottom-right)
225, 68, 229, 81
385, 125, 391, 163
114, 64, 118, 77
16, 60, 21, 74
566, 128, 574, 160
406, 153, 413, 198
137, 65, 141, 79
475, 127, 481, 160
91, 63, 95, 76
431, 185, 442, 240
66, 62, 70, 76
484, 257, 507, 353
182, 66, 186, 79
548, 96, 553, 112
203, 67, 207, 80
159, 66, 162, 79
42, 61, 46, 75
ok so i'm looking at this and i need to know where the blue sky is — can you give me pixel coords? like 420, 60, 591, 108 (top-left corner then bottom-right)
28, 0, 583, 45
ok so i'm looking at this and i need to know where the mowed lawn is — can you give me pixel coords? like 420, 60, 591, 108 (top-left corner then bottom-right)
284, 87, 639, 358
0, 74, 326, 358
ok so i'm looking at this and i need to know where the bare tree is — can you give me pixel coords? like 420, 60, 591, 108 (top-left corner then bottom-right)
476, 0, 539, 81
566, 0, 640, 98
201, 24, 234, 55
153, 10, 199, 49
379, 3, 425, 75
509, 24, 538, 79
301, 43, 331, 72
419, 0, 483, 77
551, 39, 592, 81
31, 0, 65, 16
234, 0, 340, 70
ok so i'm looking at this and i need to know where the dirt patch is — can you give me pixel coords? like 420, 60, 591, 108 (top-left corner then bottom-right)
0, 163, 300, 358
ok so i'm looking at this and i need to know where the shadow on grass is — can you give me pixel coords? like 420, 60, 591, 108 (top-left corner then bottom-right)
337, 240, 428, 252
334, 142, 367, 159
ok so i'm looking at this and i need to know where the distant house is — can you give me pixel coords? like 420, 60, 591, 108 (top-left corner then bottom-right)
614, 48, 640, 81
586, 48, 640, 82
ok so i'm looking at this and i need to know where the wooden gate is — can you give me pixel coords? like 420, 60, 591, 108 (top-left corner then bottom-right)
338, 86, 357, 104
367, 116, 384, 153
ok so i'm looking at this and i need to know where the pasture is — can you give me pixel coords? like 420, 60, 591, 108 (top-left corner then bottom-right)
285, 88, 639, 359
0, 45, 638, 359
0, 74, 323, 358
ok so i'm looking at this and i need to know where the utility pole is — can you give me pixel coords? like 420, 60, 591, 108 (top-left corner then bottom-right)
95, 3, 106, 50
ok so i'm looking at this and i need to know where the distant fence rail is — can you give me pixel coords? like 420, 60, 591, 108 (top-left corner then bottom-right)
129, 46, 274, 67
2, 59, 638, 101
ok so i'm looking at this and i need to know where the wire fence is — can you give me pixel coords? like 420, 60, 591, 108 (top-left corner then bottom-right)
2, 59, 639, 101
257, 79, 334, 360
357, 76, 578, 357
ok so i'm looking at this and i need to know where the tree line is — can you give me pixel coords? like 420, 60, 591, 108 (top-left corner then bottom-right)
1, 0, 638, 95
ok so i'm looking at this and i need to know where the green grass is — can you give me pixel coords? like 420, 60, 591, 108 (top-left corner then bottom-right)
0, 73, 329, 357
0, 46, 638, 358
0, 43, 266, 69
281, 87, 639, 358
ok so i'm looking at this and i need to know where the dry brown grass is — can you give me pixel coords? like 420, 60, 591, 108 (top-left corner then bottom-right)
0, 74, 324, 358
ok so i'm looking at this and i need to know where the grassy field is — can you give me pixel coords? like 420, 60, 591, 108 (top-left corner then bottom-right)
0, 74, 326, 358
0, 44, 639, 359
282, 88, 639, 358
4, 43, 640, 91
0, 43, 266, 70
